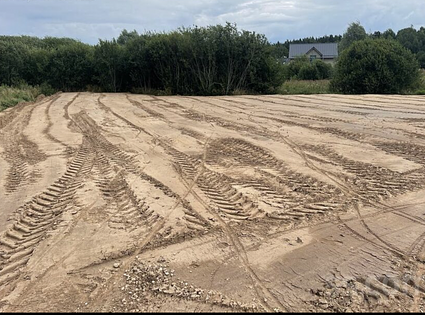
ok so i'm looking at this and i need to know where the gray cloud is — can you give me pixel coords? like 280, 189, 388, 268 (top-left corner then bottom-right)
0, 0, 424, 44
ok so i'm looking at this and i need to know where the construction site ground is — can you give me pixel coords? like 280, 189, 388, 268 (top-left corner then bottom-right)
0, 93, 425, 312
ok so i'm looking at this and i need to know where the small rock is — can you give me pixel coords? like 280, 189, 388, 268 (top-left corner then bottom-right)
318, 298, 328, 305
296, 237, 303, 244
113, 263, 121, 269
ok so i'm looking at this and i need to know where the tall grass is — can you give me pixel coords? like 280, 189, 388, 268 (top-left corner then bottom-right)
0, 84, 54, 112
277, 80, 331, 95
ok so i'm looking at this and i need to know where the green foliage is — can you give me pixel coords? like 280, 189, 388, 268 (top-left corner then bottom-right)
298, 63, 319, 80
269, 42, 289, 63
331, 39, 420, 94
339, 22, 367, 52
105, 23, 280, 95
396, 27, 421, 53
313, 60, 333, 79
283, 56, 309, 79
281, 56, 333, 81
0, 25, 280, 95
394, 26, 425, 68
0, 84, 44, 111
409, 70, 425, 94
47, 42, 94, 91
2, 23, 425, 96
278, 80, 331, 94
38, 83, 57, 96
94, 39, 126, 92
416, 51, 425, 69
0, 41, 27, 85
117, 29, 139, 45
383, 29, 396, 40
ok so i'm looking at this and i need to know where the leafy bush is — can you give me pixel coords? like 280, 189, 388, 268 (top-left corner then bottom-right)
282, 56, 333, 81
298, 63, 319, 80
331, 39, 420, 94
39, 83, 56, 96
313, 60, 333, 79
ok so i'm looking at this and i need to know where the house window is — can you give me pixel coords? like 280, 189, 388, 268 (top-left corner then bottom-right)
310, 54, 317, 61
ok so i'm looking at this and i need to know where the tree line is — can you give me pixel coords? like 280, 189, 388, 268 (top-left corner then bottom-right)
0, 23, 282, 95
0, 22, 424, 95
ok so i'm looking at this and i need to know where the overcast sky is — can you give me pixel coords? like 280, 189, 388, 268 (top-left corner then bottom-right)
0, 0, 424, 44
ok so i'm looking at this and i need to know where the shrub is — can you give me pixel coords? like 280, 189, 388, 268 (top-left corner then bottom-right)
298, 63, 319, 80
331, 39, 420, 94
39, 83, 56, 96
282, 56, 333, 81
313, 60, 333, 79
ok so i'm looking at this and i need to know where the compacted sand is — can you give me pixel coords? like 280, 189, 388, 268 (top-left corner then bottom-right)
0, 93, 424, 312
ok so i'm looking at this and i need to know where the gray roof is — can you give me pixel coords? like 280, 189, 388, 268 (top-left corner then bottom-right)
289, 43, 338, 59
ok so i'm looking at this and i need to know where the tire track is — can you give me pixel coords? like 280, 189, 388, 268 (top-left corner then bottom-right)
281, 137, 425, 261
1, 98, 57, 193
43, 93, 79, 147
0, 138, 93, 287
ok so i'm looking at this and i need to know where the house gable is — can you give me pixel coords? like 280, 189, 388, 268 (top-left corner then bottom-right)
305, 47, 322, 58
288, 43, 338, 61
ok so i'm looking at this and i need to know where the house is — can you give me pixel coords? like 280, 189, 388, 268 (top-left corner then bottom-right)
288, 43, 338, 64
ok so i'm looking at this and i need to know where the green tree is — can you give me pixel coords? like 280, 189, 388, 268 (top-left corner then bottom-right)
117, 29, 139, 45
331, 38, 420, 94
339, 22, 367, 52
94, 39, 126, 92
396, 27, 420, 53
47, 42, 94, 91
416, 51, 425, 68
23, 48, 50, 86
383, 29, 396, 40
0, 41, 27, 85
125, 35, 153, 91
270, 42, 289, 63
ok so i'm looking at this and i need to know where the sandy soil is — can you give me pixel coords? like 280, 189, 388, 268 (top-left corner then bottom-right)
0, 92, 424, 312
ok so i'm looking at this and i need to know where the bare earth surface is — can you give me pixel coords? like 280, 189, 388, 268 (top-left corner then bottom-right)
0, 93, 425, 312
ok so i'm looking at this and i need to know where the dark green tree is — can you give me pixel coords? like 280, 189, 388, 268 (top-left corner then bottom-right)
339, 22, 367, 52
331, 39, 420, 94
117, 29, 139, 45
383, 29, 396, 40
396, 27, 420, 53
0, 41, 27, 85
47, 42, 94, 90
94, 39, 126, 92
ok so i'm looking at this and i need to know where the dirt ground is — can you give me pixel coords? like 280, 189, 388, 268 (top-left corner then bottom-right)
0, 92, 424, 312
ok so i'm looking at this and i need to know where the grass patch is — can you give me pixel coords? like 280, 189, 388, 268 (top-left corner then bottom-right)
277, 80, 331, 94
0, 84, 55, 112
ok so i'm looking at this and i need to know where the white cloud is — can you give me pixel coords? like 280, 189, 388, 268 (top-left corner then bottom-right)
0, 0, 424, 43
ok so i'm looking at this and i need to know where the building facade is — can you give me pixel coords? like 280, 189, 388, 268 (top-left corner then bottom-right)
288, 43, 338, 64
